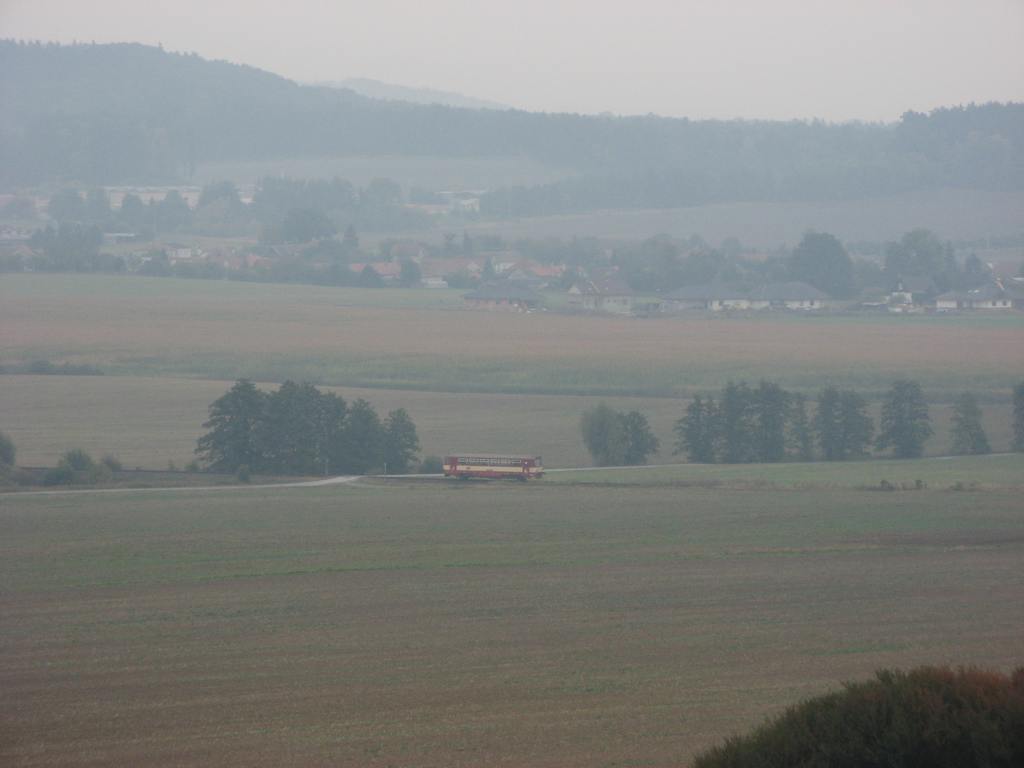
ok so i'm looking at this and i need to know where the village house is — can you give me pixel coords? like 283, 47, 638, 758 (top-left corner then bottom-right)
746, 282, 830, 310
419, 257, 483, 281
663, 281, 830, 312
568, 275, 659, 316
887, 276, 937, 313
464, 282, 542, 311
662, 282, 750, 312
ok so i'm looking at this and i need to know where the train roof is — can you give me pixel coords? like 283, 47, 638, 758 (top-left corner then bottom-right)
445, 453, 541, 459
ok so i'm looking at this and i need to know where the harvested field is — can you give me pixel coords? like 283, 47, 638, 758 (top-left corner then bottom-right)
2, 482, 1022, 766
0, 375, 1017, 470
2, 275, 1023, 396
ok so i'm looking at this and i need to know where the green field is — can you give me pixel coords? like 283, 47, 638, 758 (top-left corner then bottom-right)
2, 480, 1022, 766
550, 453, 1024, 490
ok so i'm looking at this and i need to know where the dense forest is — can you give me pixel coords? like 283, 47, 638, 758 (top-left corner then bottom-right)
2, 40, 1023, 214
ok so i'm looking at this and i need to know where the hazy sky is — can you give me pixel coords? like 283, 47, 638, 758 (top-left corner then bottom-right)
2, 0, 1022, 121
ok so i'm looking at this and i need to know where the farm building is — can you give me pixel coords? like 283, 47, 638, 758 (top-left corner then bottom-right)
464, 282, 542, 311
935, 282, 1020, 311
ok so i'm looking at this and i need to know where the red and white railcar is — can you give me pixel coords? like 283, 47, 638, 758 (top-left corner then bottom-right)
443, 454, 544, 480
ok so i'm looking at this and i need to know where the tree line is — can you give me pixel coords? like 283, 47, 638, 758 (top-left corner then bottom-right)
675, 379, 988, 464
195, 380, 420, 477
582, 380, 1023, 467
39, 176, 428, 240
617, 229, 993, 299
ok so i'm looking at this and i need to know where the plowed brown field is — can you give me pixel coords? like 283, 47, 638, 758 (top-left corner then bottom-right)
3, 483, 1022, 766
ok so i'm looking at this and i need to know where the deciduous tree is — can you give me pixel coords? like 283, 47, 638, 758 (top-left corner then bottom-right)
383, 408, 420, 474
621, 410, 659, 465
195, 379, 266, 472
343, 399, 385, 474
789, 231, 855, 297
580, 403, 628, 467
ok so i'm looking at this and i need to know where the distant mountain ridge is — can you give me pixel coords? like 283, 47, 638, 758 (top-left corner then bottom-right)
1, 40, 1022, 214
317, 78, 509, 111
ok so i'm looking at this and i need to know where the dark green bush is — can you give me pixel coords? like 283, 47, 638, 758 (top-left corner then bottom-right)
100, 454, 123, 472
419, 455, 444, 474
693, 666, 1024, 768
62, 448, 96, 472
42, 463, 76, 486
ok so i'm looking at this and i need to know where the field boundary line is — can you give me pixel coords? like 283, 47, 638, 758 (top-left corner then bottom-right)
0, 475, 362, 498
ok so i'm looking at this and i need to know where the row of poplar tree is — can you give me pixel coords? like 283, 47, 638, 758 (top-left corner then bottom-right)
675, 379, 993, 464
196, 380, 420, 476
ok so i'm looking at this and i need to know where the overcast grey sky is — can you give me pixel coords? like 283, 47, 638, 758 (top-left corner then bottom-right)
1, 0, 1021, 121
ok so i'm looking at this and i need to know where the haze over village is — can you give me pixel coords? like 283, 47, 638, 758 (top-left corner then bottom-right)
2, 2, 1023, 766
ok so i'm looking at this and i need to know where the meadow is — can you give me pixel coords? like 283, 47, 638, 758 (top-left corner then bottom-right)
549, 453, 1024, 490
3, 275, 1022, 399
2, 479, 1022, 766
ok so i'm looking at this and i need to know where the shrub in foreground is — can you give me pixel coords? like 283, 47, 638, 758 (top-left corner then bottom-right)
693, 666, 1024, 768
43, 448, 112, 486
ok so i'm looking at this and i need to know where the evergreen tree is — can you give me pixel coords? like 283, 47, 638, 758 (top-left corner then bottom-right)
675, 395, 719, 463
786, 393, 814, 462
622, 410, 659, 465
750, 380, 789, 463
876, 380, 933, 458
195, 379, 266, 472
1014, 382, 1024, 452
950, 392, 990, 455
813, 386, 844, 461
719, 382, 755, 463
382, 408, 420, 474
815, 387, 874, 461
838, 390, 874, 459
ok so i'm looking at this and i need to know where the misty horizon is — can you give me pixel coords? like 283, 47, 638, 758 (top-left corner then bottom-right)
1, 0, 1021, 123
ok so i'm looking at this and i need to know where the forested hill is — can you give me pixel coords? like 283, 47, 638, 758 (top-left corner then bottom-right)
2, 40, 1023, 211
